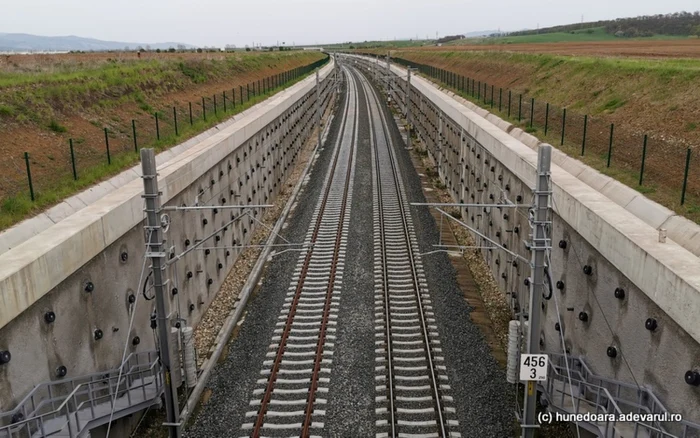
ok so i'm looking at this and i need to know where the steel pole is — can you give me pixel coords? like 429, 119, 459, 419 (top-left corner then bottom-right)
522, 145, 552, 438
316, 71, 321, 147
140, 149, 181, 438
406, 69, 412, 150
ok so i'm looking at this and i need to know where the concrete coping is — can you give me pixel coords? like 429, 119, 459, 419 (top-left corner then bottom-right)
0, 60, 335, 331
380, 57, 700, 258
350, 55, 700, 346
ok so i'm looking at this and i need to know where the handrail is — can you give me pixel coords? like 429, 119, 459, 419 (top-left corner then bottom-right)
0, 352, 160, 436
543, 353, 700, 437
7, 361, 157, 422
0, 351, 155, 419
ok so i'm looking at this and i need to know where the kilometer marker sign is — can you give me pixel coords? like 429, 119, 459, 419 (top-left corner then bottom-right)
520, 354, 548, 382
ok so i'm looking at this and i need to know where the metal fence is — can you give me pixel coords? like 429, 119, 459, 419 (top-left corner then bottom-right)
2, 55, 329, 220
384, 55, 698, 213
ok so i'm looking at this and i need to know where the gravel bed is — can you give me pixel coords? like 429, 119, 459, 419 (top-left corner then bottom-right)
184, 68, 520, 438
192, 104, 337, 368
183, 84, 348, 438
323, 69, 376, 437
366, 72, 517, 437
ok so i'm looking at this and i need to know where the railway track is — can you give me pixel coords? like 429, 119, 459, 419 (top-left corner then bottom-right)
354, 68, 461, 438
241, 66, 359, 438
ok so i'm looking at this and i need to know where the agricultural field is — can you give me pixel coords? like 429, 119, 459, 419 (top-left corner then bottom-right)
0, 50, 326, 230
417, 39, 700, 58
356, 47, 700, 222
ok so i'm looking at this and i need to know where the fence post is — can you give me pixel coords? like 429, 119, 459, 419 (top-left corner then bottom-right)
173, 107, 178, 136
247, 84, 250, 101
530, 98, 535, 128
491, 85, 494, 109
202, 97, 207, 121
508, 90, 512, 118
24, 152, 34, 201
681, 148, 691, 205
223, 91, 227, 112
544, 103, 549, 135
213, 94, 217, 115
155, 112, 160, 141
232, 88, 236, 108
104, 127, 111, 164
561, 108, 567, 146
478, 81, 481, 100
132, 119, 138, 152
518, 94, 522, 122
69, 138, 77, 180
581, 114, 588, 156
189, 102, 193, 125
607, 124, 614, 167
499, 88, 502, 112
639, 134, 648, 186
240, 86, 243, 105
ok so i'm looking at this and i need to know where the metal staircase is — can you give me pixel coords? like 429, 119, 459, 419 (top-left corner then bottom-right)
541, 353, 700, 438
0, 351, 162, 438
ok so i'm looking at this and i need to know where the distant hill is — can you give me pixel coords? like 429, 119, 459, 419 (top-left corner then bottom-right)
0, 33, 194, 52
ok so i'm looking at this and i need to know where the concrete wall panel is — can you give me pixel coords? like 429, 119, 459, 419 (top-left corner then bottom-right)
349, 54, 700, 423
0, 60, 336, 410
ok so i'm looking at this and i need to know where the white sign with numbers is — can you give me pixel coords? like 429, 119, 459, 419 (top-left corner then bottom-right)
519, 354, 548, 381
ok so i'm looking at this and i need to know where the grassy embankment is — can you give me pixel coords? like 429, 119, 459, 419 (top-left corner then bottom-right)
0, 51, 326, 230
373, 49, 700, 223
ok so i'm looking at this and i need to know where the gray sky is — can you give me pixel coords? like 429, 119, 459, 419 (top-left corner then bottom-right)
2, 0, 699, 47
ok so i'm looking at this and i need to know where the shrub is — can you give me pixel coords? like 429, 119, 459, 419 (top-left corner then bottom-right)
48, 120, 67, 133
0, 104, 14, 117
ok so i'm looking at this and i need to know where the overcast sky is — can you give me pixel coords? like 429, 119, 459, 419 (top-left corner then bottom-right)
2, 0, 699, 47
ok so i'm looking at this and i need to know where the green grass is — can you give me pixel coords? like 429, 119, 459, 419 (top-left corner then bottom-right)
457, 27, 688, 45
48, 119, 67, 133
423, 69, 700, 224
0, 104, 14, 116
600, 97, 626, 113
0, 52, 325, 128
0, 65, 325, 231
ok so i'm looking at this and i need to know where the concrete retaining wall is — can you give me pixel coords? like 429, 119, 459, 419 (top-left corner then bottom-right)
349, 54, 700, 422
0, 60, 336, 410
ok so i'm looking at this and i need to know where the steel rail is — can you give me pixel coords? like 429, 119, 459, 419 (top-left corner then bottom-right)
359, 65, 396, 438
358, 67, 448, 438
301, 67, 358, 438
251, 66, 358, 438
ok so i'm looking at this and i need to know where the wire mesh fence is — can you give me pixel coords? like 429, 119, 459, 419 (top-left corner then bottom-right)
387, 55, 699, 218
1, 56, 329, 224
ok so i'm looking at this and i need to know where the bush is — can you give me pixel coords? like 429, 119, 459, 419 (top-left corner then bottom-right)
0, 104, 14, 117
48, 120, 67, 133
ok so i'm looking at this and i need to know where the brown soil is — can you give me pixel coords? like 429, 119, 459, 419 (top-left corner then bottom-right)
366, 48, 700, 220
0, 51, 325, 202
411, 39, 700, 59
